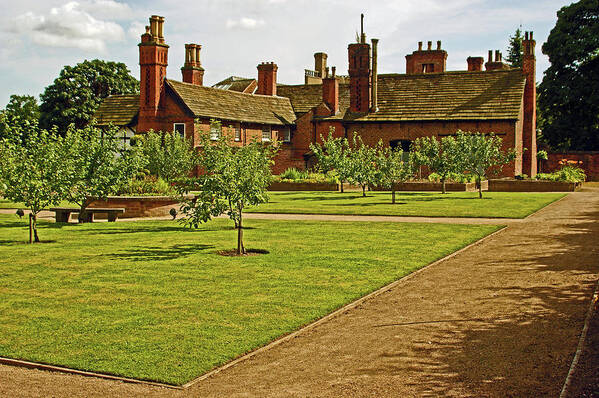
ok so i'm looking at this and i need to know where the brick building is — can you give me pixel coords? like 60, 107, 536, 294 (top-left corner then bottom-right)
95, 15, 537, 177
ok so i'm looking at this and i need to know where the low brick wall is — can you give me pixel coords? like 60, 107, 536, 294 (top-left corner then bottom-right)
488, 179, 580, 192
544, 152, 599, 181
268, 182, 339, 191
88, 195, 194, 218
385, 180, 488, 192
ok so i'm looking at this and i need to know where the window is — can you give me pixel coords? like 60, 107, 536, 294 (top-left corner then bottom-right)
421, 63, 435, 73
210, 123, 221, 141
282, 127, 291, 142
390, 139, 412, 162
234, 125, 241, 142
262, 126, 272, 142
173, 123, 185, 138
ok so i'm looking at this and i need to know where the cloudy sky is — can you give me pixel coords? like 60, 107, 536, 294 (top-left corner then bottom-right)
0, 0, 572, 108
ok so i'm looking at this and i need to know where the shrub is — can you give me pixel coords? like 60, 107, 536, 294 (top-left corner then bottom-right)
536, 159, 586, 182
117, 174, 176, 196
428, 172, 476, 183
273, 169, 337, 184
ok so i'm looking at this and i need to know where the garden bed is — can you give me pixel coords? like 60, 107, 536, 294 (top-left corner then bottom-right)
268, 182, 339, 191
87, 195, 194, 218
488, 179, 581, 192
383, 180, 488, 192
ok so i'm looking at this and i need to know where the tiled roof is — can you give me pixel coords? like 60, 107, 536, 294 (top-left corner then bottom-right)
167, 80, 296, 125
278, 69, 525, 121
93, 94, 139, 126
212, 76, 256, 93
277, 84, 351, 115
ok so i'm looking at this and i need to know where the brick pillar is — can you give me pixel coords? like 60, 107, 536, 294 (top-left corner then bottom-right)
256, 62, 277, 96
348, 42, 371, 113
522, 31, 537, 177
467, 56, 484, 71
322, 67, 339, 115
138, 15, 168, 132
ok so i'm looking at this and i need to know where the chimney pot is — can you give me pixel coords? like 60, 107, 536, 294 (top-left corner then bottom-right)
437, 40, 441, 50
427, 41, 432, 50
495, 50, 500, 62
332, 66, 336, 77
488, 50, 492, 62
418, 41, 422, 51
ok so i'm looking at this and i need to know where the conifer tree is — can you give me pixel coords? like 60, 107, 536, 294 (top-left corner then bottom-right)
506, 27, 523, 68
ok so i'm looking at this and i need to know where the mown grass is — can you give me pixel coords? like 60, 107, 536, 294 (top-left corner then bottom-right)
0, 215, 501, 385
246, 191, 566, 218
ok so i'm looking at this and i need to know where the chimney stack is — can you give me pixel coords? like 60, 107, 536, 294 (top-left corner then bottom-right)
405, 40, 447, 74
371, 38, 379, 112
181, 44, 204, 85
314, 52, 328, 78
322, 65, 339, 115
467, 56, 484, 72
256, 62, 278, 96
522, 31, 537, 176
485, 49, 509, 71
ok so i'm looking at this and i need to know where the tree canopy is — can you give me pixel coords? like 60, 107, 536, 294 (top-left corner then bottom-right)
0, 95, 40, 141
538, 0, 599, 150
505, 27, 523, 68
39, 59, 138, 132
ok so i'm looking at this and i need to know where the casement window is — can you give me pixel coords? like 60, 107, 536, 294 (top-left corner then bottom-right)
173, 123, 185, 138
282, 127, 291, 142
262, 126, 272, 142
234, 125, 241, 142
210, 123, 221, 141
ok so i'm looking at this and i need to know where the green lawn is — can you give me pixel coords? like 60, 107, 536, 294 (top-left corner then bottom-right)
0, 215, 501, 385
246, 191, 566, 218
0, 198, 74, 209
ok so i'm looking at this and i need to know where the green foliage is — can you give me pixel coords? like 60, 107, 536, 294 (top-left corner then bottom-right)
374, 145, 412, 203
411, 135, 462, 193
117, 174, 175, 196
537, 150, 549, 161
0, 127, 69, 242
347, 133, 380, 197
309, 128, 352, 192
136, 130, 199, 183
0, 95, 40, 141
274, 168, 337, 184
506, 27, 523, 68
538, 0, 599, 150
536, 159, 586, 182
428, 172, 476, 183
60, 124, 145, 216
39, 59, 138, 132
179, 120, 279, 254
455, 131, 516, 198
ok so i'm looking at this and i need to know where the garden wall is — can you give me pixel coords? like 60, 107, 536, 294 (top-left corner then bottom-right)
388, 180, 488, 192
544, 152, 599, 181
488, 179, 579, 192
268, 182, 339, 191
88, 195, 194, 218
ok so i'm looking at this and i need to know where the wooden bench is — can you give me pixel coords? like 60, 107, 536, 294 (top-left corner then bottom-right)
50, 207, 125, 223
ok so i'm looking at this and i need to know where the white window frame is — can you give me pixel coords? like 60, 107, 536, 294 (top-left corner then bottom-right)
262, 126, 272, 142
282, 127, 291, 143
210, 123, 221, 141
234, 124, 241, 142
173, 123, 185, 138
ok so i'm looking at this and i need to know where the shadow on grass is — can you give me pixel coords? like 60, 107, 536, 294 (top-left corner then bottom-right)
106, 243, 215, 261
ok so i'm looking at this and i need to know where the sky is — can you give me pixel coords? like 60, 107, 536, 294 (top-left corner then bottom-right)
0, 0, 574, 108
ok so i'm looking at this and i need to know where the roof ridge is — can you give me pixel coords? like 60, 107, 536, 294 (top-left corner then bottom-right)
168, 79, 291, 101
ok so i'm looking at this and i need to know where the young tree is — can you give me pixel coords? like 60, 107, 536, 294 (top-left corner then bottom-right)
179, 122, 278, 255
411, 135, 461, 194
505, 27, 524, 68
375, 146, 413, 204
348, 133, 380, 197
0, 95, 40, 142
455, 131, 516, 199
538, 0, 599, 150
0, 127, 68, 243
61, 124, 144, 222
309, 129, 352, 192
39, 60, 138, 132
136, 130, 199, 182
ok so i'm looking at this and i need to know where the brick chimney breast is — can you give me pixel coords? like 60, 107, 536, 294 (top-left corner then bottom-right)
405, 40, 447, 74
256, 62, 278, 96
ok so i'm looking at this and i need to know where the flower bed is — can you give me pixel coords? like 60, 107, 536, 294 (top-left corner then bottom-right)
87, 195, 194, 218
488, 179, 580, 192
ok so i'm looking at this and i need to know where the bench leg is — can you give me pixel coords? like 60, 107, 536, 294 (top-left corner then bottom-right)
78, 211, 94, 223
55, 212, 70, 223
107, 213, 118, 222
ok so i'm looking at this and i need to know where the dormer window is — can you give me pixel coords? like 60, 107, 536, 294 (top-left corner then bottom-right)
262, 126, 271, 142
422, 63, 435, 73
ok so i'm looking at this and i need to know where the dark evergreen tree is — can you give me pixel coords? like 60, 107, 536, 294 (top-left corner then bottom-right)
538, 0, 599, 150
506, 27, 523, 68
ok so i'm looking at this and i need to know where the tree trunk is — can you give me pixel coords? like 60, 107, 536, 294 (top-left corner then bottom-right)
478, 176, 483, 199
392, 188, 396, 204
340, 180, 344, 193
362, 185, 366, 197
33, 215, 39, 243
28, 214, 33, 244
441, 177, 447, 194
78, 199, 92, 223
237, 212, 245, 255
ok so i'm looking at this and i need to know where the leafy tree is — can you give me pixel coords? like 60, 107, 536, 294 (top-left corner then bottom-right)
39, 59, 138, 132
0, 95, 40, 141
0, 127, 68, 243
455, 131, 516, 198
538, 0, 599, 150
374, 146, 413, 204
61, 124, 144, 221
348, 133, 380, 197
505, 27, 523, 68
411, 135, 461, 194
310, 129, 352, 192
136, 130, 199, 182
179, 121, 278, 255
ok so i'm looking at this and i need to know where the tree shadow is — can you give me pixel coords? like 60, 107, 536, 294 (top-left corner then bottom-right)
104, 243, 215, 261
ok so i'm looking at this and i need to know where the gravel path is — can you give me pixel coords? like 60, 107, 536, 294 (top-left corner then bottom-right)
1, 190, 597, 397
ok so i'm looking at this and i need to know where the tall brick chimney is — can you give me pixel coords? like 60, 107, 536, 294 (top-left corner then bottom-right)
138, 15, 168, 132
467, 56, 484, 71
348, 14, 371, 113
314, 52, 327, 78
485, 50, 509, 71
405, 40, 447, 74
256, 62, 278, 96
181, 44, 204, 85
522, 31, 537, 177
322, 66, 339, 115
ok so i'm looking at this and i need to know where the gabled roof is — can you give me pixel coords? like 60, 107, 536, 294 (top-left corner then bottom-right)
167, 79, 296, 125
277, 69, 526, 122
93, 94, 139, 126
212, 76, 257, 93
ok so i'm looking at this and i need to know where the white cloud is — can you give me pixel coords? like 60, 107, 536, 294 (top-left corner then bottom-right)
80, 0, 133, 20
226, 17, 265, 30
127, 21, 146, 40
7, 1, 125, 52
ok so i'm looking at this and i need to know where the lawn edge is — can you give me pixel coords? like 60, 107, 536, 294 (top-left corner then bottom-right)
0, 224, 506, 389
524, 192, 569, 219
181, 224, 507, 388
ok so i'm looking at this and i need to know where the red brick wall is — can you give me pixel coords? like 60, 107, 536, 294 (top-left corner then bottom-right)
545, 152, 599, 181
